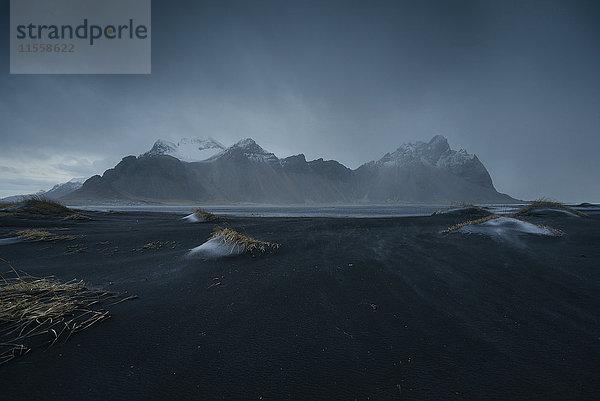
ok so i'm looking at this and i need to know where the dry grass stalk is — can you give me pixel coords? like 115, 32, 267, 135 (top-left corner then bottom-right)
515, 199, 587, 217
12, 229, 75, 242
443, 214, 565, 236
442, 198, 581, 234
65, 244, 87, 254
0, 259, 136, 365
0, 197, 71, 217
64, 213, 92, 221
209, 227, 279, 254
142, 241, 170, 250
194, 208, 219, 221
536, 224, 565, 237
431, 202, 491, 216
442, 214, 501, 233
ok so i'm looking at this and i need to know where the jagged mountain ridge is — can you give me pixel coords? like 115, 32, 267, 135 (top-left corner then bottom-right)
63, 136, 516, 204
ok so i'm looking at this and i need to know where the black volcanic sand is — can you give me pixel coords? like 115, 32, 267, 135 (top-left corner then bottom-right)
0, 211, 598, 400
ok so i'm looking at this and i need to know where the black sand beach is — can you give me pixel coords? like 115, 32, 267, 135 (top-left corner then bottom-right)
1, 210, 599, 400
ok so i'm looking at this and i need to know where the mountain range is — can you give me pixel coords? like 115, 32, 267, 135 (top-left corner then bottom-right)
60, 135, 516, 204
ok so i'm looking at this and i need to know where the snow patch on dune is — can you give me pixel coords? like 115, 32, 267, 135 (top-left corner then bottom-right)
182, 213, 200, 222
187, 236, 245, 258
459, 217, 557, 237
182, 212, 211, 223
0, 237, 21, 246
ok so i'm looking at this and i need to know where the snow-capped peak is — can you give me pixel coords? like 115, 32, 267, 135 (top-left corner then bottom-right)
209, 138, 279, 164
234, 138, 259, 148
142, 137, 226, 162
231, 138, 271, 154
66, 177, 89, 185
47, 177, 88, 191
377, 135, 475, 168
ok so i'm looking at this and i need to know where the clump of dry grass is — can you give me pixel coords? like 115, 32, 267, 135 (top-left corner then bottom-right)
431, 202, 492, 216
0, 202, 14, 209
0, 260, 136, 365
209, 227, 279, 254
514, 199, 587, 217
12, 229, 75, 242
442, 214, 501, 233
194, 208, 219, 221
536, 224, 565, 237
65, 244, 87, 254
442, 214, 566, 236
442, 198, 581, 234
64, 213, 92, 221
0, 197, 76, 218
130, 240, 177, 252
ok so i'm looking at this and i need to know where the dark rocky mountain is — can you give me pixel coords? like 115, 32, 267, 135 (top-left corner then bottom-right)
62, 136, 517, 204
353, 135, 510, 203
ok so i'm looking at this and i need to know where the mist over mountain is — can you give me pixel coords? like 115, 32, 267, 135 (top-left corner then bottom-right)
62, 136, 516, 205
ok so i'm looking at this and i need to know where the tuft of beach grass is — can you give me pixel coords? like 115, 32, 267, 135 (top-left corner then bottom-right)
514, 199, 587, 217
431, 202, 492, 216
4, 197, 70, 215
535, 224, 565, 237
0, 259, 136, 365
0, 197, 90, 220
442, 213, 566, 236
209, 227, 279, 254
194, 208, 219, 221
12, 229, 75, 242
63, 213, 92, 221
442, 214, 501, 233
442, 198, 583, 234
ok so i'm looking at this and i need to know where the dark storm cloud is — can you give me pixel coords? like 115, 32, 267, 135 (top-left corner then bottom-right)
0, 0, 599, 201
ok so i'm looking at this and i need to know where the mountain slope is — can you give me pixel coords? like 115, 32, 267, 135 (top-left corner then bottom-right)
353, 135, 512, 202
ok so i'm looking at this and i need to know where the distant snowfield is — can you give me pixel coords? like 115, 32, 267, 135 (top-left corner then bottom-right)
187, 237, 245, 258
459, 217, 557, 237
172, 143, 224, 162
143, 137, 226, 162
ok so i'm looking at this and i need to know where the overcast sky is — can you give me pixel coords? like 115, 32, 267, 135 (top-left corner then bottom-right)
0, 0, 598, 202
